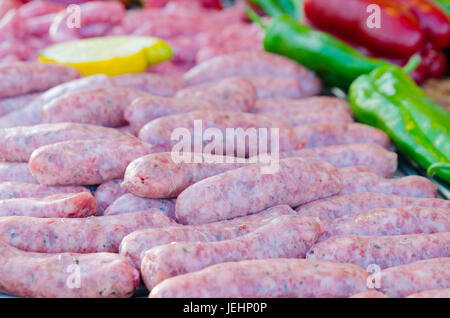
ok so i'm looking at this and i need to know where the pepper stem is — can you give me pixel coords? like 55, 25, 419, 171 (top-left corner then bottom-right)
403, 54, 421, 74
427, 162, 450, 177
245, 6, 268, 30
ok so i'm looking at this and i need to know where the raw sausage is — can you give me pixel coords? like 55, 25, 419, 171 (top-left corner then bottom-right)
123, 152, 248, 198
174, 77, 256, 112
0, 241, 139, 298
307, 232, 450, 269
111, 73, 185, 97
40, 87, 146, 128
0, 93, 40, 116
377, 258, 450, 298
0, 209, 177, 253
293, 122, 391, 149
349, 291, 388, 298
247, 76, 315, 100
251, 97, 352, 115
120, 205, 295, 269
124, 95, 214, 134
0, 62, 81, 98
141, 215, 322, 289
49, 1, 125, 42
0, 123, 128, 162
138, 110, 296, 156
95, 179, 128, 215
29, 137, 152, 185
339, 168, 437, 198
0, 192, 98, 218
295, 192, 450, 220
252, 97, 353, 127
149, 258, 368, 298
104, 193, 176, 219
0, 181, 88, 200
280, 143, 398, 177
0, 162, 37, 184
406, 288, 450, 298
0, 74, 114, 128
18, 0, 64, 18
323, 207, 450, 238
26, 13, 57, 37
262, 106, 352, 127
183, 51, 321, 97
176, 157, 342, 224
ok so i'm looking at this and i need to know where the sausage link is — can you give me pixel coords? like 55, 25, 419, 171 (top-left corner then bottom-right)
247, 76, 316, 100
104, 193, 176, 219
378, 258, 450, 298
49, 1, 125, 42
183, 51, 321, 97
406, 288, 450, 298
281, 143, 398, 177
252, 97, 352, 114
0, 74, 114, 128
138, 110, 296, 155
176, 157, 342, 224
0, 162, 37, 183
0, 8, 27, 41
124, 95, 213, 134
265, 106, 352, 127
112, 73, 185, 97
141, 215, 322, 289
0, 192, 98, 218
0, 241, 139, 298
0, 123, 127, 162
307, 232, 450, 269
149, 258, 368, 298
18, 0, 64, 18
0, 93, 40, 116
323, 207, 450, 238
0, 181, 88, 200
95, 179, 128, 215
0, 209, 177, 253
295, 192, 450, 220
252, 97, 353, 127
123, 152, 248, 198
29, 137, 152, 185
26, 13, 56, 37
37, 74, 114, 103
293, 122, 391, 149
120, 205, 295, 269
174, 77, 256, 112
339, 168, 438, 198
40, 87, 146, 128
0, 62, 81, 99
349, 291, 388, 298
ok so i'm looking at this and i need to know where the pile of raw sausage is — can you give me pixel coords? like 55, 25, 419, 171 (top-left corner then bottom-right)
0, 2, 449, 299
0, 0, 259, 73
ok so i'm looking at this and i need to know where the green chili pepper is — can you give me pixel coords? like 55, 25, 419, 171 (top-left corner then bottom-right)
277, 0, 299, 18
349, 56, 450, 183
249, 0, 287, 18
249, 0, 300, 19
246, 9, 387, 88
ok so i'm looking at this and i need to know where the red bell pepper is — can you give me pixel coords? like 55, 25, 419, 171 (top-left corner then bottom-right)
410, 45, 448, 83
304, 0, 425, 58
394, 0, 450, 50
